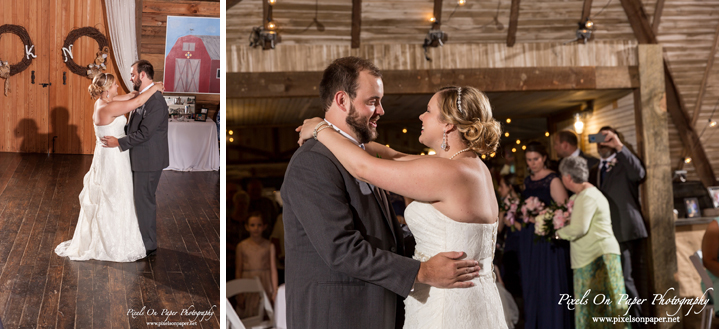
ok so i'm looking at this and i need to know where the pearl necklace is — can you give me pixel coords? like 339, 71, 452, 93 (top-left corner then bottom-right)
449, 147, 472, 160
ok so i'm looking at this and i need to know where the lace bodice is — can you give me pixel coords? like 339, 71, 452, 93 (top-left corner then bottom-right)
94, 115, 127, 142
404, 201, 497, 280
402, 201, 507, 329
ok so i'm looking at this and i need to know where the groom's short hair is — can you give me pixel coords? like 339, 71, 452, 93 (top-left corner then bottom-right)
132, 59, 154, 80
319, 56, 381, 111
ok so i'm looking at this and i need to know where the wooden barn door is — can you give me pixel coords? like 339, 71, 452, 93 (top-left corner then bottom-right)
0, 0, 120, 155
0, 0, 51, 153
174, 58, 200, 93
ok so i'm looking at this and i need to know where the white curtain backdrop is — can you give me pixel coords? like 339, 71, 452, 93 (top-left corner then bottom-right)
104, 1, 138, 92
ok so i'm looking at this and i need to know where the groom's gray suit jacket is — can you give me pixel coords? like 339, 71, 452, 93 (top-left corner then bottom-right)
118, 91, 169, 171
281, 139, 421, 329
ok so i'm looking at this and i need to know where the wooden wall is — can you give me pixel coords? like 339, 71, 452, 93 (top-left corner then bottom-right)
0, 0, 122, 154
139, 0, 220, 118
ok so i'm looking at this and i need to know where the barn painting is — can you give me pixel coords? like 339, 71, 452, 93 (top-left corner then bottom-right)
163, 16, 220, 94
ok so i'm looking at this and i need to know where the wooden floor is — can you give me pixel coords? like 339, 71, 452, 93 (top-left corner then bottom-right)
0, 153, 220, 329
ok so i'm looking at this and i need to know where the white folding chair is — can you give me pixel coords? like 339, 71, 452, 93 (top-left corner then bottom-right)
690, 250, 714, 329
227, 277, 274, 329
226, 298, 246, 329
274, 284, 287, 329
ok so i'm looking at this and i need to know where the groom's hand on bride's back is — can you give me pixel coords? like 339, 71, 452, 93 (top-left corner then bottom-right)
101, 136, 119, 148
416, 251, 480, 288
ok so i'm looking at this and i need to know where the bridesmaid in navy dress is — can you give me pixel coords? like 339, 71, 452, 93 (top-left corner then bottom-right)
519, 141, 573, 328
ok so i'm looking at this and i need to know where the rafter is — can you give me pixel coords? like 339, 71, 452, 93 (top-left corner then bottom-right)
619, 0, 717, 188
581, 0, 593, 22
507, 0, 520, 47
432, 0, 443, 30
351, 0, 362, 48
227, 0, 242, 10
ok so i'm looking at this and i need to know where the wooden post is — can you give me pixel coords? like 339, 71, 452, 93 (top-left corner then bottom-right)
634, 44, 679, 328
507, 0, 520, 47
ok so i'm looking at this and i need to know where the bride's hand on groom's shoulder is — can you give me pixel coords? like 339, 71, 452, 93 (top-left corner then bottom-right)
296, 117, 324, 146
416, 251, 480, 289
154, 82, 165, 93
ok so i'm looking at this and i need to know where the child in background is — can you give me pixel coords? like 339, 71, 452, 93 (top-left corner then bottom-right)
235, 211, 278, 318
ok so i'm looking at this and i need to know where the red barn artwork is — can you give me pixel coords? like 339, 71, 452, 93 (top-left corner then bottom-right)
163, 35, 220, 94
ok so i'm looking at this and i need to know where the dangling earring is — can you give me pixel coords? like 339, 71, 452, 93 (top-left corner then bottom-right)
441, 131, 448, 151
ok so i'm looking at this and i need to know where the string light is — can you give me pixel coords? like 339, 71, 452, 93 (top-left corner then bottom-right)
267, 21, 276, 30
269, 0, 276, 4
511, 148, 516, 153
458, 0, 466, 5
522, 145, 526, 150
684, 157, 692, 164
515, 139, 520, 144
402, 128, 408, 133
428, 149, 437, 155
385, 144, 390, 147
421, 152, 426, 155
710, 120, 717, 128
481, 154, 486, 159
228, 130, 234, 135
490, 152, 496, 157
504, 132, 510, 137
429, 17, 436, 23
545, 132, 550, 137
506, 118, 511, 123
229, 137, 234, 143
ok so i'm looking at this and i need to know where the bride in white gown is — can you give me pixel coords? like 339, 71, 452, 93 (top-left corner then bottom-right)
55, 73, 162, 262
299, 86, 507, 328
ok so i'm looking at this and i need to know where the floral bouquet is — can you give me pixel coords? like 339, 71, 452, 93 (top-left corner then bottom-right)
534, 200, 574, 242
500, 196, 522, 231
520, 196, 544, 224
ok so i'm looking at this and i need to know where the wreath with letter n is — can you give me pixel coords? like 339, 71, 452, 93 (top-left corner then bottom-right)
62, 27, 110, 79
0, 24, 36, 96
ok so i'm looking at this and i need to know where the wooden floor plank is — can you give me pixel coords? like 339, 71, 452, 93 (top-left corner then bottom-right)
0, 154, 220, 328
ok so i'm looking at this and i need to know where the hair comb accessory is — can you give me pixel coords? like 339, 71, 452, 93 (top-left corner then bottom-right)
457, 87, 464, 114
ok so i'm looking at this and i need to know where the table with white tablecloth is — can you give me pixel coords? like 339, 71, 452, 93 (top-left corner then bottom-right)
165, 120, 220, 171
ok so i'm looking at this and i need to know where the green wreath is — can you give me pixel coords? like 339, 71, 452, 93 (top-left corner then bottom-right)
62, 27, 110, 79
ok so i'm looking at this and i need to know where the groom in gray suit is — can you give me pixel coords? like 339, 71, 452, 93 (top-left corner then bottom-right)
102, 60, 169, 257
282, 57, 479, 329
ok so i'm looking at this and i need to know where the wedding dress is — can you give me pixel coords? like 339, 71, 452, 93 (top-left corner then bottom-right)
55, 115, 146, 262
403, 201, 507, 329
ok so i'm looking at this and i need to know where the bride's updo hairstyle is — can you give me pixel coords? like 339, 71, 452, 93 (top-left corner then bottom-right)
437, 86, 501, 155
88, 73, 115, 100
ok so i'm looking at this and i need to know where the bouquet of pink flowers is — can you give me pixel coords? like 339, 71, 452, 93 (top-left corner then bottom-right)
500, 196, 521, 231
534, 200, 574, 241
520, 196, 544, 224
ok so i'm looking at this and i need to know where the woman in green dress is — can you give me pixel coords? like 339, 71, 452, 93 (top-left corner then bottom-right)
556, 156, 629, 328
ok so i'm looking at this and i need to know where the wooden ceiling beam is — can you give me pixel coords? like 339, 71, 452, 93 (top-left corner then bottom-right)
227, 66, 638, 98
651, 0, 665, 35
351, 0, 362, 48
431, 0, 443, 30
507, 0, 520, 47
581, 0, 593, 22
227, 0, 242, 10
619, 0, 717, 187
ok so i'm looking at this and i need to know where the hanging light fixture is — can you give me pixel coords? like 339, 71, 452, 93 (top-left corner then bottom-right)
506, 118, 511, 123
574, 113, 584, 134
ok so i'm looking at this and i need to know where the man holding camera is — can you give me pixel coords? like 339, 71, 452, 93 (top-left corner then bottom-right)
590, 126, 648, 324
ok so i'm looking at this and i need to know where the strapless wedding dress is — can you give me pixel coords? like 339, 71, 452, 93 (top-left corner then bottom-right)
55, 115, 146, 262
403, 201, 508, 329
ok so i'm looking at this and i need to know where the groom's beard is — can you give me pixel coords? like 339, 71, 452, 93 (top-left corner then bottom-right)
132, 78, 141, 92
346, 102, 377, 144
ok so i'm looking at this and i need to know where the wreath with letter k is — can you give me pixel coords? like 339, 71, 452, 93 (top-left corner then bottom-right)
0, 24, 36, 96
